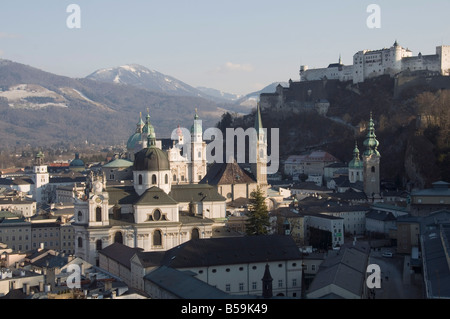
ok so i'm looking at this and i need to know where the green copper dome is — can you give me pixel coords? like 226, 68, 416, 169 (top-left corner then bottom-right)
349, 142, 363, 169
190, 108, 202, 134
127, 132, 142, 150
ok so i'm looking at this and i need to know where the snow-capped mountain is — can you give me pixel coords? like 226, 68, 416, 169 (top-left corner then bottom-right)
196, 86, 242, 102
86, 64, 217, 100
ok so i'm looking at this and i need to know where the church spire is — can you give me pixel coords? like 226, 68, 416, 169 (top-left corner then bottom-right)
363, 112, 380, 156
144, 108, 156, 147
262, 264, 273, 299
254, 102, 264, 135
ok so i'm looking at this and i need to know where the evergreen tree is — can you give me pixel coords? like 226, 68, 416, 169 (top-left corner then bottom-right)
245, 186, 270, 235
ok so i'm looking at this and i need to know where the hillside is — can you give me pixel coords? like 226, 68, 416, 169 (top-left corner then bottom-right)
0, 59, 228, 147
217, 76, 450, 188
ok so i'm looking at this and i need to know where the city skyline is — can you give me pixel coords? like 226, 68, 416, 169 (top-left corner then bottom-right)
1, 0, 450, 95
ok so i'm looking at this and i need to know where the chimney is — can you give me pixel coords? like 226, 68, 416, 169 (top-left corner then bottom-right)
23, 283, 30, 295
104, 280, 112, 291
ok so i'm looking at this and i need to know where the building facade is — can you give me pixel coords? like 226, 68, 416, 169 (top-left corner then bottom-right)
300, 42, 450, 84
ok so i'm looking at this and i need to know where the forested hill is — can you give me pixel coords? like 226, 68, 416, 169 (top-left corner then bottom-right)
217, 76, 450, 189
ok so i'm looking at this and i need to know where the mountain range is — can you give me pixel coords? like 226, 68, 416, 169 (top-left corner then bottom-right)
0, 59, 283, 148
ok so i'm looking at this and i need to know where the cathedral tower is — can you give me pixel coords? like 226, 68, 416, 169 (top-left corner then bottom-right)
362, 113, 381, 201
251, 104, 268, 193
189, 109, 207, 184
32, 151, 49, 204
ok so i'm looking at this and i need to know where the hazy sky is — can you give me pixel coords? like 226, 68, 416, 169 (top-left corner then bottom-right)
1, 0, 450, 95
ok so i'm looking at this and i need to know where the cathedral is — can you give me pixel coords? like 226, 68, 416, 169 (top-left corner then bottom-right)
73, 107, 269, 266
73, 110, 221, 266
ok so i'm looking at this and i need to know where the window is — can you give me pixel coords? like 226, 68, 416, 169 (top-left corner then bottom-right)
226, 284, 231, 292
114, 232, 123, 244
191, 228, 200, 240
173, 174, 177, 182
293, 279, 297, 287
152, 174, 157, 184
165, 174, 169, 184
153, 230, 162, 246
78, 237, 83, 248
371, 166, 375, 173
96, 240, 102, 251
153, 209, 162, 221
96, 207, 102, 222
239, 283, 244, 291
278, 280, 283, 288
252, 282, 257, 290
138, 174, 143, 185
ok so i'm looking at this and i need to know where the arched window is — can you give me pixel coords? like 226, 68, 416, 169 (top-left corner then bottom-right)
96, 239, 102, 251
77, 211, 83, 222
371, 166, 375, 173
152, 174, 157, 185
191, 228, 200, 240
78, 237, 83, 248
165, 174, 169, 184
173, 174, 177, 182
114, 232, 123, 244
96, 207, 102, 222
153, 230, 162, 246
138, 174, 143, 185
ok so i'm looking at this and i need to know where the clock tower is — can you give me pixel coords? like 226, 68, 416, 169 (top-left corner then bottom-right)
73, 171, 110, 265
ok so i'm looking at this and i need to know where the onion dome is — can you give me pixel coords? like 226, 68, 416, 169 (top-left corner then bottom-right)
349, 142, 363, 169
363, 113, 380, 156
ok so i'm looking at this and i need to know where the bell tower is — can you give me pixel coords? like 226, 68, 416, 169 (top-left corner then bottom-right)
251, 103, 268, 194
33, 151, 49, 204
362, 113, 381, 201
189, 108, 207, 184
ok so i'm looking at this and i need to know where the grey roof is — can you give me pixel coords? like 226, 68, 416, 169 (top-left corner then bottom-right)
366, 210, 396, 221
308, 246, 369, 298
135, 251, 166, 268
135, 186, 178, 206
98, 243, 144, 269
144, 266, 231, 299
107, 185, 140, 205
161, 235, 302, 268
169, 184, 226, 202
0, 177, 34, 186
30, 254, 68, 269
103, 158, 133, 168
421, 223, 450, 298
411, 181, 450, 197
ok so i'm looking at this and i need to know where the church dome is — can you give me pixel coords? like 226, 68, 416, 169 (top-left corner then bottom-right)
134, 146, 170, 171
127, 132, 142, 150
69, 153, 85, 171
70, 153, 84, 167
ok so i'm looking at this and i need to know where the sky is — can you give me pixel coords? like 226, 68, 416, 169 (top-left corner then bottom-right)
1, 0, 450, 96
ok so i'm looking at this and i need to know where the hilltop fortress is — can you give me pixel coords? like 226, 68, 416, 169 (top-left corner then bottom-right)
300, 41, 450, 84
260, 41, 450, 111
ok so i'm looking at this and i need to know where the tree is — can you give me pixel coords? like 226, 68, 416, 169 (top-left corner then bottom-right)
245, 186, 270, 236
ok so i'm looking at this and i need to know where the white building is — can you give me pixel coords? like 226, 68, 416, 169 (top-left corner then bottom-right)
301, 42, 450, 84
132, 235, 303, 298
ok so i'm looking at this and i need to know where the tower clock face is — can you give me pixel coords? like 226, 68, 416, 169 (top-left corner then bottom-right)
94, 182, 102, 192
